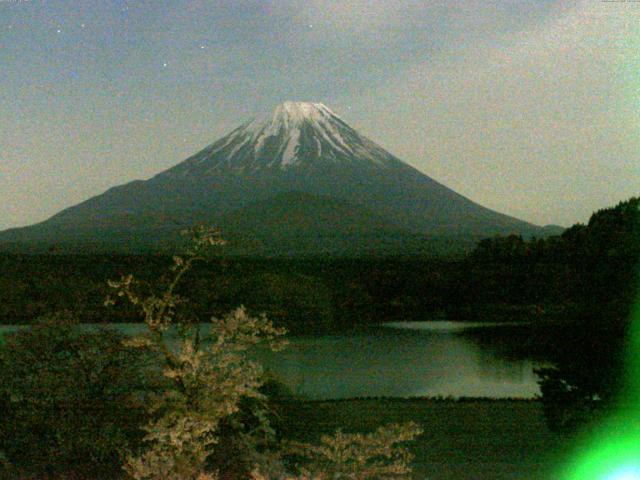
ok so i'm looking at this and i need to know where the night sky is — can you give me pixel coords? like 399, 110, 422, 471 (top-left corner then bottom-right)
1, 0, 638, 230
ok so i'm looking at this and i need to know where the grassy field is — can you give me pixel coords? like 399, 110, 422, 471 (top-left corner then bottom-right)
276, 398, 574, 480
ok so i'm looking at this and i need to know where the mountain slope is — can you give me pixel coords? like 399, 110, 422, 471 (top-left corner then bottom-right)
0, 101, 555, 254
218, 191, 425, 256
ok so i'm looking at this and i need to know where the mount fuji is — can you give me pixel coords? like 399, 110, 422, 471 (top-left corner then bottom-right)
0, 102, 560, 255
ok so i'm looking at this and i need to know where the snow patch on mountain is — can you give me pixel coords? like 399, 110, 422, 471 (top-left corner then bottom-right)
317, 120, 352, 155
281, 126, 301, 166
164, 101, 403, 177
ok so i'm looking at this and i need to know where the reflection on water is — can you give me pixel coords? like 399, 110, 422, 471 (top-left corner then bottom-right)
0, 322, 543, 400
384, 321, 528, 332
254, 324, 542, 399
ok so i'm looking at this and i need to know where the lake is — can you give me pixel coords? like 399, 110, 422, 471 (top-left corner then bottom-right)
255, 322, 543, 399
0, 321, 543, 400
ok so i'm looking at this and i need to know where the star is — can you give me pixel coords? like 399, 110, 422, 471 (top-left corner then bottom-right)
81, 23, 86, 29
163, 62, 168, 68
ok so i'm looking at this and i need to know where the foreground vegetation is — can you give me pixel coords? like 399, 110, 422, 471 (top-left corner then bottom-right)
277, 398, 570, 480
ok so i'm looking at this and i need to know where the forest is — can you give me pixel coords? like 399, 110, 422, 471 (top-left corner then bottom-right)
1, 198, 637, 334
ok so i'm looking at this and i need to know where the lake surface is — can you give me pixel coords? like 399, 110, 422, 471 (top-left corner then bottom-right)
254, 322, 542, 399
0, 322, 543, 400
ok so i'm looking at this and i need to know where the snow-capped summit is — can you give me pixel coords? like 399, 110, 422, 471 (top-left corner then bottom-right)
250, 101, 337, 129
164, 101, 401, 175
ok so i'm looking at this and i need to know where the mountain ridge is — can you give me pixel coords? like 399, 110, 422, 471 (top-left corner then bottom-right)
0, 101, 561, 255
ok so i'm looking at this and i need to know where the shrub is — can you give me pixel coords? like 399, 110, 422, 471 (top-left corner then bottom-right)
107, 226, 423, 479
281, 422, 423, 480
0, 311, 157, 479
106, 227, 287, 479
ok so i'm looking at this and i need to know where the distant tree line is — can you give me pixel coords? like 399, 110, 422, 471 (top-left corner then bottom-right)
471, 198, 639, 430
0, 199, 637, 336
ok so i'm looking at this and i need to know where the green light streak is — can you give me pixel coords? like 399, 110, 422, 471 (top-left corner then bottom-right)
555, 9, 640, 477
557, 304, 640, 480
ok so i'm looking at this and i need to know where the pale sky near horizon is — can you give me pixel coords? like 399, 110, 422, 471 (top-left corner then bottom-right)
1, 0, 638, 231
